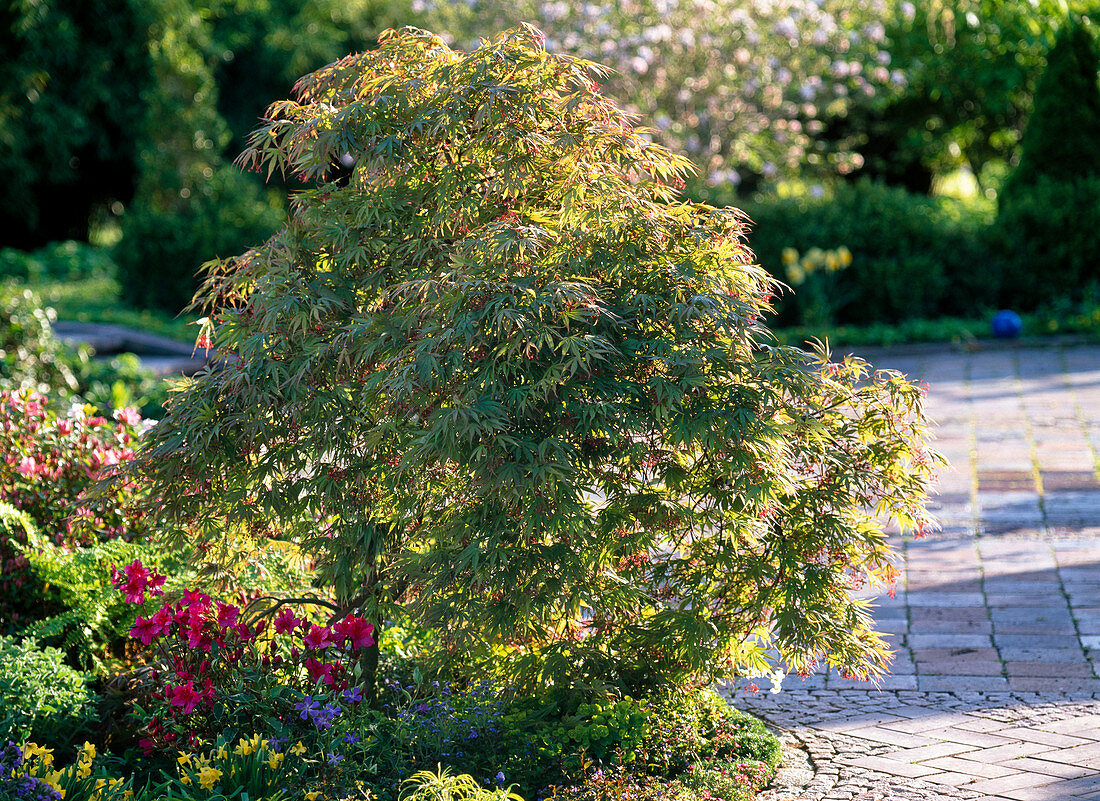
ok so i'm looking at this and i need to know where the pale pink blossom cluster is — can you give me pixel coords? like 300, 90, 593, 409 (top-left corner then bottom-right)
421, 0, 903, 181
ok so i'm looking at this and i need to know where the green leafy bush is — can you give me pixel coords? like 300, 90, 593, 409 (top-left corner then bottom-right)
16, 534, 177, 672
0, 636, 98, 748
125, 27, 940, 701
697, 181, 998, 327
996, 21, 1100, 306
0, 284, 82, 397
640, 689, 780, 775
0, 242, 118, 282
115, 165, 284, 313
679, 760, 770, 801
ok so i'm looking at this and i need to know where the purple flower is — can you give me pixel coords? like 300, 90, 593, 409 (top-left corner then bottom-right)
495, 772, 506, 784
342, 687, 363, 704
327, 752, 344, 765
343, 733, 359, 744
295, 696, 319, 721
313, 702, 343, 730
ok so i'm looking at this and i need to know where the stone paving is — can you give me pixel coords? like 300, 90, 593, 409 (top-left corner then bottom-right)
732, 342, 1100, 800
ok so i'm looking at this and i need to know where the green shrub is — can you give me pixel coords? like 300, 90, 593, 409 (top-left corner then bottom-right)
996, 21, 1100, 307
640, 689, 780, 776
0, 284, 82, 397
16, 533, 177, 672
679, 760, 769, 801
0, 635, 98, 748
695, 181, 998, 327
0, 241, 118, 282
115, 165, 284, 313
996, 175, 1100, 306
1001, 20, 1100, 198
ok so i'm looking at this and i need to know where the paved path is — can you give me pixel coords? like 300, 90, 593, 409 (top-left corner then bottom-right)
733, 343, 1100, 801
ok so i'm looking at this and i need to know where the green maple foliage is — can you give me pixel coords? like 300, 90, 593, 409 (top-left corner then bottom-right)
124, 27, 941, 696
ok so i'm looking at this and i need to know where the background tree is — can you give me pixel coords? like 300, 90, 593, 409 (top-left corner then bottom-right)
123, 27, 938, 698
845, 0, 1093, 195
995, 19, 1100, 306
0, 0, 152, 247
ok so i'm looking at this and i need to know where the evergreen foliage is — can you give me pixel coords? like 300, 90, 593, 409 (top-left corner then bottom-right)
998, 19, 1100, 305
1002, 19, 1100, 198
124, 27, 940, 697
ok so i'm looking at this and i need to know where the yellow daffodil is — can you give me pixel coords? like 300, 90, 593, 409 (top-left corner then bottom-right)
785, 263, 806, 286
177, 752, 193, 767
781, 247, 799, 266
217, 746, 229, 760
305, 792, 321, 801
180, 773, 192, 785
290, 741, 307, 757
81, 742, 96, 760
837, 246, 853, 267
267, 752, 285, 770
198, 766, 223, 791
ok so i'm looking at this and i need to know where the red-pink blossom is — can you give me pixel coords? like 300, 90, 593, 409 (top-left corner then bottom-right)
215, 601, 240, 629
274, 607, 302, 634
305, 657, 338, 685
114, 407, 141, 426
303, 624, 336, 650
166, 681, 203, 714
334, 616, 375, 650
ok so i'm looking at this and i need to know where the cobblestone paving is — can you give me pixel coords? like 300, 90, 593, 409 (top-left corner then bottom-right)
732, 343, 1100, 800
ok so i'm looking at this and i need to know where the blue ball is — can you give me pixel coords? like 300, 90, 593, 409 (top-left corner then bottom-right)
991, 310, 1023, 339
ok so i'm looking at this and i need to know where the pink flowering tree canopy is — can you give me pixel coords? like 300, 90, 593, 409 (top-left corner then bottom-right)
123, 27, 940, 696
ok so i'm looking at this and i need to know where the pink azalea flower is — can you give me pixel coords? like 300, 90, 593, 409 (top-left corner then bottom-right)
16, 456, 37, 478
215, 601, 240, 629
114, 407, 141, 426
303, 624, 336, 650
334, 616, 376, 650
130, 614, 161, 645
166, 681, 203, 714
274, 607, 302, 634
305, 657, 337, 685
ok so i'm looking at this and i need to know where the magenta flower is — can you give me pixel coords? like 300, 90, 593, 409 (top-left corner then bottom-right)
215, 601, 240, 629
274, 607, 302, 634
303, 624, 335, 650
166, 681, 203, 714
334, 616, 375, 650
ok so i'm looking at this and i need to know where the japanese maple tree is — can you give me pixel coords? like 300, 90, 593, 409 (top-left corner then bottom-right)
125, 26, 940, 697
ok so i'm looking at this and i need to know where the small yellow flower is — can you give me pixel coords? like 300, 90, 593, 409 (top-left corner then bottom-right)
837, 246, 853, 267
305, 792, 321, 801
44, 770, 64, 790
217, 746, 229, 760
290, 741, 307, 757
198, 766, 223, 791
177, 752, 193, 767
267, 752, 285, 770
180, 773, 192, 785
785, 263, 806, 286
781, 247, 799, 266
825, 253, 840, 272
234, 738, 254, 757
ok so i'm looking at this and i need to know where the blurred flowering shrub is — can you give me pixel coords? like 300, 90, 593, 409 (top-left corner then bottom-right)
0, 391, 150, 629
419, 0, 902, 183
